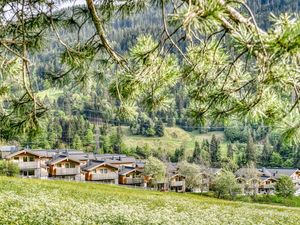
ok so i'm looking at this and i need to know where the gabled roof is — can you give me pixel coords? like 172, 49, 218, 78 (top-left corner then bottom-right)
5, 149, 44, 159
119, 166, 143, 175
170, 174, 185, 179
265, 168, 299, 178
47, 155, 81, 165
166, 163, 178, 173
83, 160, 119, 171
202, 168, 223, 176
260, 176, 277, 182
0, 146, 18, 152
104, 157, 136, 164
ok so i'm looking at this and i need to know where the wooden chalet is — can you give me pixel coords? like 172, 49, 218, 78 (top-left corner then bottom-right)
119, 166, 145, 186
47, 155, 81, 180
5, 149, 50, 178
169, 174, 186, 192
83, 160, 118, 184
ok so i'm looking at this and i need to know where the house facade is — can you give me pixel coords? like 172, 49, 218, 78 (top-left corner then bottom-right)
119, 166, 145, 186
83, 160, 119, 184
5, 150, 49, 178
47, 155, 81, 180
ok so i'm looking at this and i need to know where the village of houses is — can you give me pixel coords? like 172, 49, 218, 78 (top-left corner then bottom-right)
1, 146, 300, 196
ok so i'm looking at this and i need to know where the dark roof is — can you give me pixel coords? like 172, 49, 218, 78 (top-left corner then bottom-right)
166, 163, 178, 173
0, 146, 18, 152
104, 157, 136, 164
47, 155, 81, 165
202, 168, 223, 175
5, 149, 45, 159
119, 166, 143, 175
83, 160, 118, 171
265, 168, 299, 178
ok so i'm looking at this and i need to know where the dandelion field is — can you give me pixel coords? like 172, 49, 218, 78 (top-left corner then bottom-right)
0, 177, 299, 224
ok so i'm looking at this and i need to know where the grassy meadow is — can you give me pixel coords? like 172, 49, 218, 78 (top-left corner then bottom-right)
0, 177, 299, 224
121, 126, 226, 157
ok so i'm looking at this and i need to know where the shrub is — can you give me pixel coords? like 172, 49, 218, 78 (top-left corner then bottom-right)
212, 170, 241, 199
0, 161, 19, 177
275, 176, 295, 197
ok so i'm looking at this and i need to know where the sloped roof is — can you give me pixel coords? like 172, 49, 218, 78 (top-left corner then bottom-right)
104, 157, 136, 164
83, 160, 118, 171
266, 168, 299, 178
202, 168, 223, 175
0, 146, 18, 152
119, 166, 143, 175
166, 163, 178, 173
47, 155, 81, 165
5, 149, 45, 159
235, 168, 260, 178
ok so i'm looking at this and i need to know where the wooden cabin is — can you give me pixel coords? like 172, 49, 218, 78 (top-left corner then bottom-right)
259, 177, 277, 194
47, 156, 81, 180
119, 167, 145, 186
5, 149, 50, 178
83, 160, 118, 184
169, 174, 186, 192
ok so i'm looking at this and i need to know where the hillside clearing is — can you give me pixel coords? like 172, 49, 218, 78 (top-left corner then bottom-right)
0, 177, 299, 224
121, 126, 225, 156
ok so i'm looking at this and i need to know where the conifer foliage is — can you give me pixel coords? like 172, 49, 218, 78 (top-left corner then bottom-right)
1, 0, 300, 144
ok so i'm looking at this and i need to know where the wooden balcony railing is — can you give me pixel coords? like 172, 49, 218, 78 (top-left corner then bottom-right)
55, 167, 80, 176
18, 161, 40, 169
170, 181, 184, 187
91, 172, 118, 181
125, 177, 143, 184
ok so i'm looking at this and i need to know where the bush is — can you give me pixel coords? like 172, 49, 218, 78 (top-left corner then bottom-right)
0, 161, 19, 177
275, 176, 295, 197
212, 170, 241, 199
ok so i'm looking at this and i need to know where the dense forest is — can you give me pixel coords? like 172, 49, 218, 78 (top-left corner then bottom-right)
1, 0, 300, 169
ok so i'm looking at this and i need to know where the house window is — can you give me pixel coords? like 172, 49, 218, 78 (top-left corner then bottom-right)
100, 169, 108, 174
14, 157, 19, 161
65, 163, 76, 168
56, 163, 62, 167
23, 156, 35, 162
23, 170, 35, 176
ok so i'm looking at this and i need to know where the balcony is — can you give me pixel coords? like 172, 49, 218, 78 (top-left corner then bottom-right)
125, 177, 144, 184
91, 172, 118, 181
170, 181, 185, 187
18, 161, 40, 170
55, 167, 80, 176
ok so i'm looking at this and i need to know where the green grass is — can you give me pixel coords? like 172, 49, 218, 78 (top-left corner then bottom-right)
121, 126, 225, 156
235, 194, 300, 208
0, 177, 299, 224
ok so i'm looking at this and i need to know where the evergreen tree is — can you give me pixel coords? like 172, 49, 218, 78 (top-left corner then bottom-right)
210, 135, 221, 167
72, 134, 83, 150
84, 129, 94, 146
227, 143, 234, 159
192, 141, 202, 163
173, 145, 186, 162
154, 119, 164, 137
167, 115, 175, 127
261, 138, 273, 166
294, 145, 300, 168
270, 152, 283, 167
246, 133, 256, 164
109, 126, 123, 154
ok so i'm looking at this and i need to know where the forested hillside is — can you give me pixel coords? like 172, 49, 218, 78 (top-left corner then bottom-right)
1, 0, 300, 170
